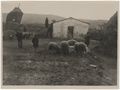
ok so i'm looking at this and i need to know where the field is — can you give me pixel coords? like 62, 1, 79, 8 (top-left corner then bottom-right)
3, 39, 117, 85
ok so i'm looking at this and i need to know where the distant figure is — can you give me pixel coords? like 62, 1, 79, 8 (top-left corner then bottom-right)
85, 34, 90, 46
32, 35, 39, 50
47, 20, 56, 38
16, 32, 23, 48
47, 23, 53, 38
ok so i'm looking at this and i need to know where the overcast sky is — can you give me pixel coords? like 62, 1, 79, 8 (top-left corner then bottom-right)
1, 1, 118, 20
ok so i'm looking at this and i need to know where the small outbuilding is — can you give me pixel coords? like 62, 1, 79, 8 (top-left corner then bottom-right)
53, 17, 89, 39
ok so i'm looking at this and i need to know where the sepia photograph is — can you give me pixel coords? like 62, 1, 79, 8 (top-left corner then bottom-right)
1, 1, 118, 87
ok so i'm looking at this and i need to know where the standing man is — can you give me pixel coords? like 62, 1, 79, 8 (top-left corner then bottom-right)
47, 20, 56, 38
32, 34, 39, 51
47, 23, 53, 38
85, 34, 90, 46
16, 32, 23, 48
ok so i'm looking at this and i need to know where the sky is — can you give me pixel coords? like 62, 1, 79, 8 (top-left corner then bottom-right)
1, 1, 119, 20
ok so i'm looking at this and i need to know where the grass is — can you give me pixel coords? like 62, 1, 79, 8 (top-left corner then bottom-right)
3, 39, 117, 85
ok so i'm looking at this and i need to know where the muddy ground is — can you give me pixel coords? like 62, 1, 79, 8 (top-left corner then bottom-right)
3, 39, 117, 85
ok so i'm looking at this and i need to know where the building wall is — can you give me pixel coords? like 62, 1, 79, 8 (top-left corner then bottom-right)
53, 18, 89, 39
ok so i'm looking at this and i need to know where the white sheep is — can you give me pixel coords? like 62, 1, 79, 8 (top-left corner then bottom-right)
68, 45, 75, 54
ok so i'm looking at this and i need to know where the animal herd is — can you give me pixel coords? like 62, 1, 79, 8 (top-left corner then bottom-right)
48, 39, 89, 56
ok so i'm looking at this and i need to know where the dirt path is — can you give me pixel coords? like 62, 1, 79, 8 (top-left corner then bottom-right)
89, 40, 117, 85
93, 52, 117, 85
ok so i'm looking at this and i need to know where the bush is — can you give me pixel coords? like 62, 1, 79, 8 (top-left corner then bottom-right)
3, 30, 16, 40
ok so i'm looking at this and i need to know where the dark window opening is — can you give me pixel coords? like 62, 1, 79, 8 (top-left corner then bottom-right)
68, 26, 74, 38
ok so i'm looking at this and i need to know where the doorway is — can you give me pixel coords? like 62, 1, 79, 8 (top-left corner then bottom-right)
68, 26, 74, 38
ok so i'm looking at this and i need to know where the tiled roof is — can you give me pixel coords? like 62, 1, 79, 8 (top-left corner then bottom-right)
53, 17, 90, 25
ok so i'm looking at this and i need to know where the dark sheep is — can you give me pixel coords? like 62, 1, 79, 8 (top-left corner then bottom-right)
75, 42, 88, 56
60, 41, 69, 55
67, 39, 77, 46
48, 42, 60, 54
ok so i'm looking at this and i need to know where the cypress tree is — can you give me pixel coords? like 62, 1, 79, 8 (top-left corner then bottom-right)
45, 17, 49, 28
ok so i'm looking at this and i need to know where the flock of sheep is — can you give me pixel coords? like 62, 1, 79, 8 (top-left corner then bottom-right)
48, 39, 89, 56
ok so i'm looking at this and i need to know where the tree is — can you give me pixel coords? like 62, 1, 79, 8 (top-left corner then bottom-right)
47, 23, 53, 38
98, 12, 117, 57
45, 17, 49, 28
101, 12, 117, 49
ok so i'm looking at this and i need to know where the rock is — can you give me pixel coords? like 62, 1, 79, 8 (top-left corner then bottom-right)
90, 64, 97, 68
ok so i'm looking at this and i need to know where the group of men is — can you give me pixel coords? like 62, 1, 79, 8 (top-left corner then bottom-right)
16, 32, 39, 49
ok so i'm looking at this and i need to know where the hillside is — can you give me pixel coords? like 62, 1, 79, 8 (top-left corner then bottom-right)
93, 12, 118, 57
80, 19, 107, 30
105, 12, 117, 31
2, 13, 107, 29
2, 13, 64, 24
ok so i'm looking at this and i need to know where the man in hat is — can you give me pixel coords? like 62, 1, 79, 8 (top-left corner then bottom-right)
16, 31, 23, 48
32, 34, 39, 51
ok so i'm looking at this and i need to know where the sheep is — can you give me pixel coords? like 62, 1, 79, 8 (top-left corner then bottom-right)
68, 45, 75, 54
48, 42, 60, 54
86, 46, 90, 53
67, 39, 77, 46
79, 42, 90, 53
60, 41, 69, 55
75, 42, 89, 56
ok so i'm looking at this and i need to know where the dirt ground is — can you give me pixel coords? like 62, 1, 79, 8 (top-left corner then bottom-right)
3, 39, 117, 85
